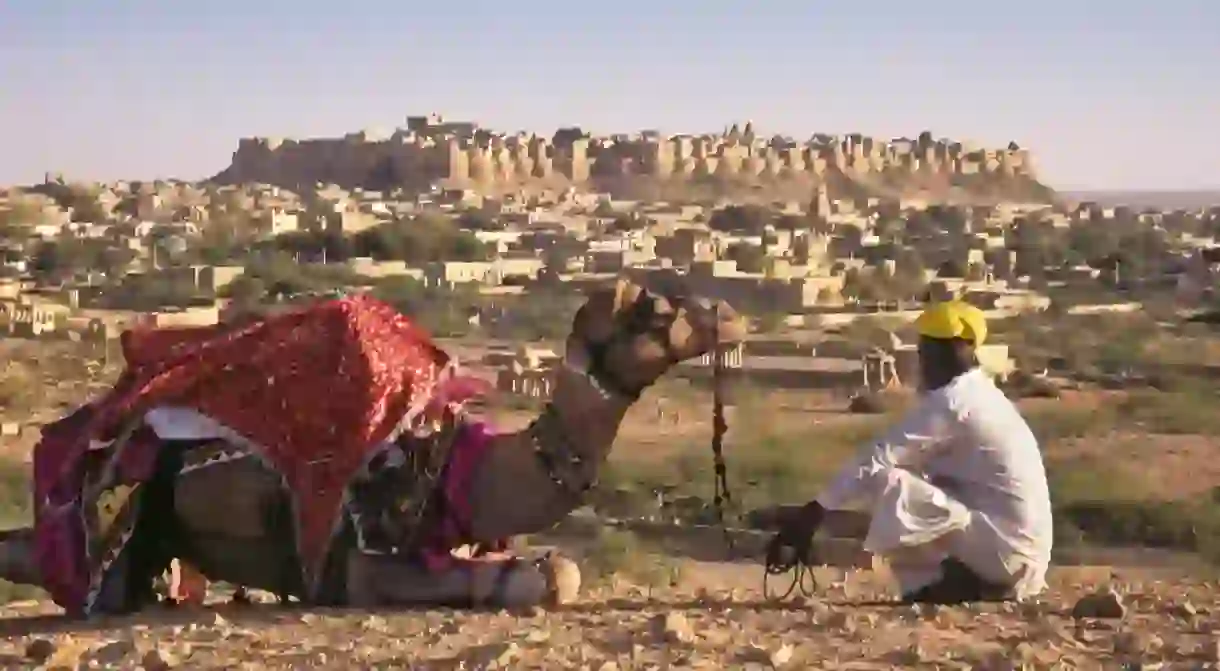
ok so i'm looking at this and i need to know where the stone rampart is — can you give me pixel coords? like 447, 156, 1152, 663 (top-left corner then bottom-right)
211, 115, 1045, 200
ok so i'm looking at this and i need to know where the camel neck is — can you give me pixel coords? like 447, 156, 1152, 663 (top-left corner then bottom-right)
461, 366, 633, 543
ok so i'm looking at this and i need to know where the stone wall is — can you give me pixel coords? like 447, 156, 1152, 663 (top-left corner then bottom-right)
211, 115, 1044, 199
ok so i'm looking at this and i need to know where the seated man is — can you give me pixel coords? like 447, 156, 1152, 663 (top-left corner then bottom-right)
770, 301, 1053, 604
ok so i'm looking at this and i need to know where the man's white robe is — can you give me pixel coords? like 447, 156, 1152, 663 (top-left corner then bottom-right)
817, 369, 1053, 599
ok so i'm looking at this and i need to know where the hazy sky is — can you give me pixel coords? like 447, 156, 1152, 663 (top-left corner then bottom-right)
1, 0, 1217, 190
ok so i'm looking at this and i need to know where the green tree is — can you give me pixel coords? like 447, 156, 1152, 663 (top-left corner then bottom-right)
372, 277, 480, 337
457, 210, 499, 231
774, 214, 810, 231
894, 248, 925, 279
352, 216, 490, 264
60, 186, 110, 224
856, 275, 888, 303
708, 204, 772, 234
29, 238, 124, 279
99, 246, 137, 276
756, 311, 786, 332
488, 288, 583, 340
609, 213, 647, 232
108, 275, 200, 311
877, 221, 905, 244
223, 276, 268, 310
840, 267, 864, 302
194, 220, 246, 265
272, 230, 354, 262
724, 243, 766, 273
448, 234, 487, 261
1068, 222, 1120, 265
0, 200, 42, 239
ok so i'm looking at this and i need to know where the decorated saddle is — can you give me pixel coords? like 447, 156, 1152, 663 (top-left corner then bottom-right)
33, 295, 491, 615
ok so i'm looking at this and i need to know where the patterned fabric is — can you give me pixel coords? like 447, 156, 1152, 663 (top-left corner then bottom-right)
34, 418, 163, 614
343, 417, 507, 568
33, 295, 485, 613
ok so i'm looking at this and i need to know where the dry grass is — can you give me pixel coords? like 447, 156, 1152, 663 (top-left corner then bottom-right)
594, 380, 1220, 562
0, 361, 44, 416
1, 334, 1220, 594
0, 339, 122, 424
581, 528, 685, 596
0, 458, 40, 603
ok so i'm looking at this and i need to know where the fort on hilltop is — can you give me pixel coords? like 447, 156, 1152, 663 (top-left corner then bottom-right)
212, 113, 1052, 203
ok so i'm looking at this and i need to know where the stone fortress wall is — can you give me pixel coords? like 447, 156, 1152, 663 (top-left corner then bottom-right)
214, 112, 1038, 194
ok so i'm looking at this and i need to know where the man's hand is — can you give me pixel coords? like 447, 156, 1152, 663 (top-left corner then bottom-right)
765, 501, 826, 568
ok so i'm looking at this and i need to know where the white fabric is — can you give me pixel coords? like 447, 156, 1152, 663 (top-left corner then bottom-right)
141, 357, 467, 443
872, 470, 1043, 598
142, 405, 405, 475
144, 406, 229, 441
817, 368, 1053, 600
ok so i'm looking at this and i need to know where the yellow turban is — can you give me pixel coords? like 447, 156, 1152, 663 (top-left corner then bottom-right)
914, 300, 988, 345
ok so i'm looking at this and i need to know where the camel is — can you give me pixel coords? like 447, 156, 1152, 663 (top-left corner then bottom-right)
0, 278, 745, 616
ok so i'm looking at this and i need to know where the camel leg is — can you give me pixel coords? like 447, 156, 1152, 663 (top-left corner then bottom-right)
345, 551, 581, 609
0, 528, 40, 588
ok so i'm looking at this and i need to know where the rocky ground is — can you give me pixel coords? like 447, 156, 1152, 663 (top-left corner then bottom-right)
0, 560, 1217, 670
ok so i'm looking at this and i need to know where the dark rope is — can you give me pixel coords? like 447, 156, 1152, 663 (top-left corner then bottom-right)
763, 542, 819, 601
704, 304, 816, 602
710, 305, 734, 552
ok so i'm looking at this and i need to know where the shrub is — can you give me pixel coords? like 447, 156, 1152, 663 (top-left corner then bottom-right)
1003, 372, 1061, 399
1048, 455, 1220, 563
1054, 500, 1220, 563
1114, 390, 1220, 435
1027, 408, 1106, 444
848, 392, 886, 414
0, 363, 44, 415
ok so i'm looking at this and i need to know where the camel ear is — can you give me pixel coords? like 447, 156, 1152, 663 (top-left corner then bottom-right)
611, 277, 644, 314
570, 278, 647, 349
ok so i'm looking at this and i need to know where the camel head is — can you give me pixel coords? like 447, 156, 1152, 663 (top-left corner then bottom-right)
566, 277, 746, 397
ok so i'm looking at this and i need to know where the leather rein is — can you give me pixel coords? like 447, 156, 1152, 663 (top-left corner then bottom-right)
574, 292, 818, 601
585, 293, 738, 549
531, 290, 738, 536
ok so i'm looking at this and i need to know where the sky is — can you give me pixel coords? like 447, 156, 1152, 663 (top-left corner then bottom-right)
1, 0, 1217, 191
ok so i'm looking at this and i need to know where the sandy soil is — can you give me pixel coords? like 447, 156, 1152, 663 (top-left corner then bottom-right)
0, 562, 1214, 669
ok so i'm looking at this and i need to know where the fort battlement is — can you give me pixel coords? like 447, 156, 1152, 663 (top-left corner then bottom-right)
212, 114, 1040, 198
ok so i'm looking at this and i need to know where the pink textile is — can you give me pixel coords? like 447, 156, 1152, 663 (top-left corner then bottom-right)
419, 420, 504, 570
424, 376, 493, 419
